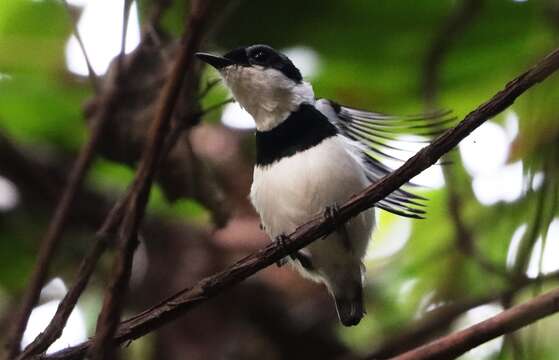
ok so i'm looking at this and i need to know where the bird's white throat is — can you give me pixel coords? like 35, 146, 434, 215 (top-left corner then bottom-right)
221, 65, 315, 131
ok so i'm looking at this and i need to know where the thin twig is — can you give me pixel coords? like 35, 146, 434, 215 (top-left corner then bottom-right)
118, 0, 134, 72
14, 96, 129, 360
147, 0, 173, 33
15, 3, 140, 350
200, 98, 234, 115
18, 12, 218, 356
15, 1, 166, 357
62, 0, 99, 92
87, 1, 215, 359
513, 172, 548, 275
366, 271, 559, 359
161, 97, 232, 158
40, 46, 559, 360
5, 17, 112, 359
389, 284, 559, 360
197, 78, 222, 100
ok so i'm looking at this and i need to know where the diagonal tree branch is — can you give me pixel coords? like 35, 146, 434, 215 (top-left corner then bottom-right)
13, 1, 148, 357
5, 7, 116, 358
39, 46, 559, 360
14, 0, 177, 359
17, 55, 219, 360
87, 1, 215, 359
389, 285, 559, 360
366, 270, 559, 359
7, 87, 113, 360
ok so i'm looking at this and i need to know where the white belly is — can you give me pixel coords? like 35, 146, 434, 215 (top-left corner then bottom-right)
250, 136, 374, 262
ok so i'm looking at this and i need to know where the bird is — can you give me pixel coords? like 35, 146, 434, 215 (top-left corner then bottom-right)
195, 45, 450, 326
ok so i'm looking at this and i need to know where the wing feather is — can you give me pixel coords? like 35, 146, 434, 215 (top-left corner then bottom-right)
315, 99, 452, 219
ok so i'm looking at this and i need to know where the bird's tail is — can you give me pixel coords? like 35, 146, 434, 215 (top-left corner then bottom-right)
333, 284, 365, 326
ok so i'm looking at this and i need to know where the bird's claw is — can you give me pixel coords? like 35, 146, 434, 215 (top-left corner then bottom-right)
275, 234, 291, 267
323, 204, 342, 225
324, 203, 352, 251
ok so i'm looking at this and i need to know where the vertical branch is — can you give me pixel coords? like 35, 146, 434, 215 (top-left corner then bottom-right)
15, 3, 144, 357
62, 0, 99, 92
6, 93, 106, 360
118, 0, 134, 71
146, 0, 173, 33
513, 0, 559, 281
512, 176, 548, 275
16, 175, 132, 359
87, 1, 215, 358
4, 3, 111, 357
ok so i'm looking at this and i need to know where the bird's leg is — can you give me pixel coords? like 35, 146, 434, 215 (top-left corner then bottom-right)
275, 234, 291, 267
324, 204, 351, 251
291, 251, 315, 272
275, 233, 316, 270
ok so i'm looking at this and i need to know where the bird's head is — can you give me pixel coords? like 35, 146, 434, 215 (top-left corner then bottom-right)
196, 45, 314, 131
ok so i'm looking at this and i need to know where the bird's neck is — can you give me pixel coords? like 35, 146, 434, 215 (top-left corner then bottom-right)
239, 81, 315, 132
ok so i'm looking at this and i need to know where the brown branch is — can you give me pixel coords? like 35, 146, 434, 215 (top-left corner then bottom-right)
368, 292, 509, 359
145, 0, 173, 35
87, 1, 215, 359
118, 0, 133, 72
389, 285, 559, 360
13, 103, 128, 360
39, 46, 559, 360
18, 37, 218, 360
62, 0, 99, 92
367, 271, 559, 359
14, 16, 143, 353
5, 37, 116, 360
15, 1, 220, 357
0, 132, 62, 205
9, 0, 144, 354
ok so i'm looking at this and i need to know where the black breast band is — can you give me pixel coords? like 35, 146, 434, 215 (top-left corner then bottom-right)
255, 103, 338, 166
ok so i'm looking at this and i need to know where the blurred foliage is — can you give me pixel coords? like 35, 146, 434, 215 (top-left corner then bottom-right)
1, 0, 559, 359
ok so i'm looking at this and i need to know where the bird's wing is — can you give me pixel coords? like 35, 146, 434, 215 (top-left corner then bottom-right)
315, 98, 453, 219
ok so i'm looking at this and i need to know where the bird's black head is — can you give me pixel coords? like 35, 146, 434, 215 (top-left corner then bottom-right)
195, 45, 313, 132
196, 45, 303, 83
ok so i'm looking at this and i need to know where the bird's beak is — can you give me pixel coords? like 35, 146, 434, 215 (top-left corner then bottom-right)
195, 52, 233, 69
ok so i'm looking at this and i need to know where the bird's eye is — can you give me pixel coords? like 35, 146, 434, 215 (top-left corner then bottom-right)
252, 50, 268, 62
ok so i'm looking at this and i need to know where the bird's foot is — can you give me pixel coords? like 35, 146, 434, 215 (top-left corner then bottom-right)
323, 204, 352, 251
292, 251, 315, 271
275, 234, 291, 267
323, 203, 342, 225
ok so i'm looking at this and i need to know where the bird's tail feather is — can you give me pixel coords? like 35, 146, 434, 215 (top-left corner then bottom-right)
334, 286, 365, 327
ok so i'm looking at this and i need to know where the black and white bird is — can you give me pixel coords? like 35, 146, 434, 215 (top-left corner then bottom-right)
196, 45, 450, 326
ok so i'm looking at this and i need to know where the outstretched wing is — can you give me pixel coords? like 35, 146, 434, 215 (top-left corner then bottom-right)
315, 99, 453, 219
